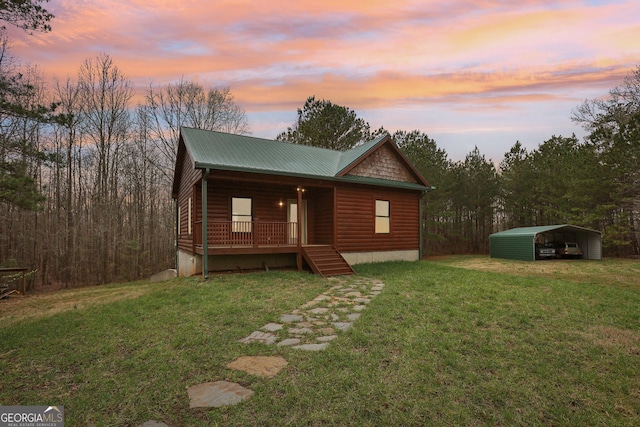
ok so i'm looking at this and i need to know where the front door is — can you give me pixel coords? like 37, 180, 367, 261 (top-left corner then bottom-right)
287, 199, 307, 244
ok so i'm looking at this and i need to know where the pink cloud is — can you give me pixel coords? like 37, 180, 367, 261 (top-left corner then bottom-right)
5, 0, 639, 161
225, 62, 632, 113
13, 1, 638, 80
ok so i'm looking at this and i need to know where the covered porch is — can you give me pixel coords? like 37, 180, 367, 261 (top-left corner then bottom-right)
191, 224, 352, 276
192, 174, 343, 275
193, 220, 300, 254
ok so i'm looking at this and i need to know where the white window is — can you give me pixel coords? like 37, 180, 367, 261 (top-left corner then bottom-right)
178, 206, 182, 235
188, 197, 192, 235
375, 200, 390, 234
232, 197, 252, 232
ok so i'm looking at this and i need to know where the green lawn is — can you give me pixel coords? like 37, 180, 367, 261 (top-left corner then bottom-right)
1, 257, 638, 426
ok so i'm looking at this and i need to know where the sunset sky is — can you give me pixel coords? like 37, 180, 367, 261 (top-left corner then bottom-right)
10, 0, 640, 162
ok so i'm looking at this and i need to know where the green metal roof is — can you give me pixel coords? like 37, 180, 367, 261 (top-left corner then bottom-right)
180, 127, 428, 190
490, 224, 601, 238
490, 225, 569, 237
182, 127, 339, 176
338, 174, 429, 191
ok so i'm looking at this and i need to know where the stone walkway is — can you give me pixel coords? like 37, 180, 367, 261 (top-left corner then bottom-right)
139, 276, 385, 426
239, 276, 385, 350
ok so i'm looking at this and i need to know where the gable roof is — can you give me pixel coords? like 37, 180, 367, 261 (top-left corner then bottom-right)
173, 127, 430, 196
335, 134, 387, 173
490, 224, 602, 239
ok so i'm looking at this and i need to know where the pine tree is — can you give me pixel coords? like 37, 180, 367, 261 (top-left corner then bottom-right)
277, 96, 371, 151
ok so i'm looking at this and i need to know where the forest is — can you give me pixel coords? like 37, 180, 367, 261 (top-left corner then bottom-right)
1, 8, 639, 287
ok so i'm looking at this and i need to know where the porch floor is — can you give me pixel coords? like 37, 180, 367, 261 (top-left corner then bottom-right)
194, 244, 328, 256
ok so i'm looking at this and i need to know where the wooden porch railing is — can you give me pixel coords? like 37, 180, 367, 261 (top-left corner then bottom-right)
194, 220, 298, 247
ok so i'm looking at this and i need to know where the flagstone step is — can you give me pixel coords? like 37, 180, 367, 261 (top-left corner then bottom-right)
239, 276, 385, 350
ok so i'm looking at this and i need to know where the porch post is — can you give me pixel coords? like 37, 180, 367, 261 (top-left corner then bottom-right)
202, 168, 210, 279
297, 186, 303, 271
253, 217, 260, 248
419, 191, 425, 260
174, 198, 179, 274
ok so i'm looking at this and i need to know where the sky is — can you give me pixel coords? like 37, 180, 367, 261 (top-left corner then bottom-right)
9, 0, 640, 162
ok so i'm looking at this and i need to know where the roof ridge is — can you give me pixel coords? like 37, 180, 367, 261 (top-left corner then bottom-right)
181, 126, 345, 155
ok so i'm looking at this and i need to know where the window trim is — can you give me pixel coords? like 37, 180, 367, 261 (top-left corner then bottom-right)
375, 199, 390, 234
178, 205, 182, 235
231, 197, 253, 233
188, 197, 192, 235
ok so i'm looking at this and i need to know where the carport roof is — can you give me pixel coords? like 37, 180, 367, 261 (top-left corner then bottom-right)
490, 224, 601, 238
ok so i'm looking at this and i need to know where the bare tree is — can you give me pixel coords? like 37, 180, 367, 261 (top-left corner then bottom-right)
573, 66, 640, 255
143, 79, 250, 181
77, 53, 133, 283
49, 76, 83, 285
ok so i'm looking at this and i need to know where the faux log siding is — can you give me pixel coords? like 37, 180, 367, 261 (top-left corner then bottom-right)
178, 165, 420, 254
197, 180, 315, 240
205, 181, 292, 222
335, 186, 420, 253
312, 188, 334, 245
177, 155, 202, 254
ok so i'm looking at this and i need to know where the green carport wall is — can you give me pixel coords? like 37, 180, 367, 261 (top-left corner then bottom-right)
489, 224, 603, 261
490, 227, 539, 261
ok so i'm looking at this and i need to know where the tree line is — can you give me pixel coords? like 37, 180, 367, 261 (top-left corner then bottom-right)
1, 17, 250, 287
278, 81, 640, 258
1, 1, 638, 289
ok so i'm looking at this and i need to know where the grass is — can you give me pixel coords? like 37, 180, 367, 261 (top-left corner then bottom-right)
0, 257, 638, 426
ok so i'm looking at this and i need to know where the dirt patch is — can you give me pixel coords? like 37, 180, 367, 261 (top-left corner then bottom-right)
435, 256, 640, 288
0, 282, 160, 326
447, 258, 575, 275
581, 326, 640, 355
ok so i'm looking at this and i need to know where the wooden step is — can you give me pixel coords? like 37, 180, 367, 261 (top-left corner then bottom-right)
302, 246, 354, 277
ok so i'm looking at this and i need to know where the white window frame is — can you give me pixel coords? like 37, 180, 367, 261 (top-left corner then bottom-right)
232, 197, 252, 233
188, 197, 192, 235
375, 199, 390, 234
178, 206, 182, 235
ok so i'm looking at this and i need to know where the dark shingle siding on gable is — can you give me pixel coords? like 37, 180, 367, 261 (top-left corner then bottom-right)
347, 144, 419, 184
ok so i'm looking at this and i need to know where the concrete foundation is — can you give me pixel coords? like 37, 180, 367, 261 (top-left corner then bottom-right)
341, 249, 419, 265
177, 248, 418, 277
177, 250, 201, 277
150, 269, 177, 282
177, 249, 296, 276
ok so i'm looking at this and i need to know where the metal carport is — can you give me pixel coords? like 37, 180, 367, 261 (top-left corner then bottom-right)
489, 224, 602, 261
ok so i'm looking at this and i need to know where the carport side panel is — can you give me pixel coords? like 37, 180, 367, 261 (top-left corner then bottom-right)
582, 233, 603, 260
490, 235, 535, 261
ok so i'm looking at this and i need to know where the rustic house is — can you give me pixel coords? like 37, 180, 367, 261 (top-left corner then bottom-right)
171, 127, 431, 277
